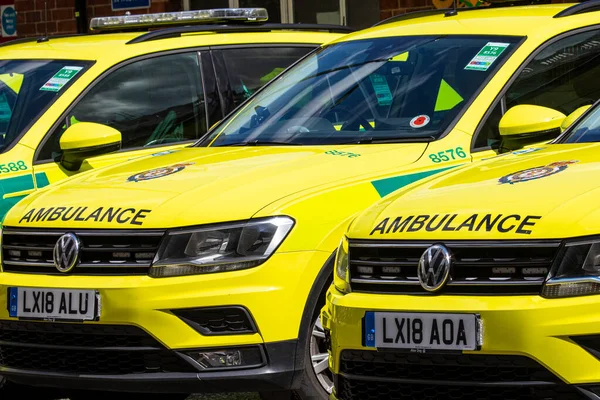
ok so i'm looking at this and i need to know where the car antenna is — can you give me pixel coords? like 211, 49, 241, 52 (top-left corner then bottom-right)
445, 0, 459, 17
37, 0, 50, 42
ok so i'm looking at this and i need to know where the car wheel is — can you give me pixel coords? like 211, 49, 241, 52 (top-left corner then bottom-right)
293, 314, 333, 400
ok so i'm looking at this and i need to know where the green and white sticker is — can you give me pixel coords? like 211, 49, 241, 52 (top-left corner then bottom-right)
40, 66, 83, 92
465, 42, 510, 72
370, 74, 393, 106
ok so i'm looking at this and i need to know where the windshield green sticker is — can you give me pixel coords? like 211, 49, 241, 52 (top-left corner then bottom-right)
40, 66, 83, 92
369, 74, 393, 106
465, 42, 510, 72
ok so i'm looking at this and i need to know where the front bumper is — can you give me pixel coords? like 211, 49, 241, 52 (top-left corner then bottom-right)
1, 340, 296, 393
0, 250, 331, 392
322, 286, 600, 400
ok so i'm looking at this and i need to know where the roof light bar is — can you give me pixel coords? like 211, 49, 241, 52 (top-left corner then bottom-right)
90, 8, 268, 31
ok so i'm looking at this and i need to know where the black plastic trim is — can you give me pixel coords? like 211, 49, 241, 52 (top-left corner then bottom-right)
571, 335, 600, 361
2, 340, 299, 393
338, 372, 557, 387
126, 24, 354, 44
171, 305, 258, 336
554, 0, 600, 18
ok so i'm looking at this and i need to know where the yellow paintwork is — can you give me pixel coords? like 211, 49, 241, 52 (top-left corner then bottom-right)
499, 104, 566, 136
562, 105, 592, 131
0, 30, 340, 222
348, 143, 600, 240
1, 3, 599, 375
59, 122, 121, 150
323, 286, 600, 388
325, 143, 600, 393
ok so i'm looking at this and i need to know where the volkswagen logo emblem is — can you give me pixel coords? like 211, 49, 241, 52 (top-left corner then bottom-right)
53, 233, 81, 273
418, 244, 453, 292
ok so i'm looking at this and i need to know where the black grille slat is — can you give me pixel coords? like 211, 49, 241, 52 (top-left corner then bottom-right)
348, 241, 560, 295
2, 228, 164, 275
0, 321, 196, 374
337, 377, 584, 400
336, 351, 584, 400
340, 351, 557, 382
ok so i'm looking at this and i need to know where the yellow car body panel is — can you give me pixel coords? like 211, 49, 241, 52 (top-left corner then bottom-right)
348, 143, 600, 240
1, 3, 600, 395
323, 286, 600, 386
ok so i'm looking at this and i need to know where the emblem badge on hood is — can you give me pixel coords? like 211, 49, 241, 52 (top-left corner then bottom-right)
127, 162, 195, 182
418, 244, 452, 292
499, 160, 578, 185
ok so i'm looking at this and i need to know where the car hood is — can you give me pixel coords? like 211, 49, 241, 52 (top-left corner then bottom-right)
350, 143, 600, 240
8, 144, 427, 229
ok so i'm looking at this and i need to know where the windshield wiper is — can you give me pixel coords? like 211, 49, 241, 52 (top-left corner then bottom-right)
228, 140, 301, 146
340, 136, 436, 144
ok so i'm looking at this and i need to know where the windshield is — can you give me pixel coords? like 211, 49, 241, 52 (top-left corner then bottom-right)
0, 60, 92, 152
563, 103, 600, 143
199, 35, 521, 147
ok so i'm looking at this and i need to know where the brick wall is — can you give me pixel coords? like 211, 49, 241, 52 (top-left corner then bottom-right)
379, 0, 573, 21
379, 0, 433, 20
15, 0, 180, 37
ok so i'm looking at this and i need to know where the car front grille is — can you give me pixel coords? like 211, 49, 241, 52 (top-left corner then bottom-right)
2, 228, 164, 275
0, 321, 197, 375
336, 350, 584, 400
348, 240, 561, 295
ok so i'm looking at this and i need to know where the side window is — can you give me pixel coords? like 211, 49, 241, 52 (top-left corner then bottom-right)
474, 29, 600, 149
37, 52, 206, 161
217, 47, 314, 109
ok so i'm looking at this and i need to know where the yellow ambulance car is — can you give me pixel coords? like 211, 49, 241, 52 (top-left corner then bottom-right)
1, 3, 600, 399
324, 99, 600, 400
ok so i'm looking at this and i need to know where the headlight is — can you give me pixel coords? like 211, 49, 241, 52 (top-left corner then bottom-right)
150, 216, 294, 277
333, 236, 350, 293
542, 239, 600, 298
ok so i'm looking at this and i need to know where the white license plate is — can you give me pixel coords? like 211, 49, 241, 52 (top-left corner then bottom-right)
364, 312, 480, 351
8, 287, 99, 321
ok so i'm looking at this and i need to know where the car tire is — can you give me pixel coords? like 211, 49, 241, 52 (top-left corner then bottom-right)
292, 313, 332, 400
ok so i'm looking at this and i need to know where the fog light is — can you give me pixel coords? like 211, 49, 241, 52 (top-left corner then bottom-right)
185, 346, 263, 370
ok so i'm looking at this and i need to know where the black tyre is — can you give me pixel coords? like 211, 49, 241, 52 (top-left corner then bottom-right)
292, 314, 332, 400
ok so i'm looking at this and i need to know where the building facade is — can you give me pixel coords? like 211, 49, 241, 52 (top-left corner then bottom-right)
10, 0, 568, 39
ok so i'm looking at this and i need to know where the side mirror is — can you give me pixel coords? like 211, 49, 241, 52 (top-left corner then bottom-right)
561, 105, 592, 131
59, 122, 121, 171
498, 105, 566, 152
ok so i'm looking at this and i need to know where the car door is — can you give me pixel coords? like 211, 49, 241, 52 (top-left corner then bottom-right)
471, 27, 600, 161
32, 50, 220, 189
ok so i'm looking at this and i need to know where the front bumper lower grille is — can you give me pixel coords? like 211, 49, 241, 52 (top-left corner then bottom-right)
348, 240, 561, 295
0, 321, 197, 375
2, 228, 164, 275
336, 350, 585, 400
